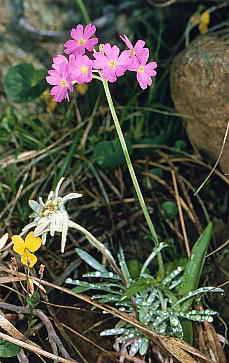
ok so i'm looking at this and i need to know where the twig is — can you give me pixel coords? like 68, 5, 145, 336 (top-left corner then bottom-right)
17, 349, 29, 363
171, 170, 191, 257
0, 332, 76, 363
0, 303, 73, 361
194, 120, 229, 196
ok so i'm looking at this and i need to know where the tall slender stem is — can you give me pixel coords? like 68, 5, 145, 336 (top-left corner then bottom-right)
101, 78, 165, 279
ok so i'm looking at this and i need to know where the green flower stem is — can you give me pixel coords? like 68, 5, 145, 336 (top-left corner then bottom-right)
94, 76, 165, 279
75, 0, 91, 25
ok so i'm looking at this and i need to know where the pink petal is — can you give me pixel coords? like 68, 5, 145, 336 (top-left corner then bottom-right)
85, 38, 98, 51
118, 50, 131, 66
71, 24, 84, 39
137, 71, 152, 89
64, 39, 76, 48
50, 85, 60, 95
135, 40, 145, 49
93, 53, 108, 68
47, 69, 59, 76
101, 67, 117, 82
128, 56, 140, 71
145, 61, 157, 71
115, 65, 128, 77
135, 48, 149, 61
103, 44, 119, 60
109, 45, 120, 60
46, 76, 59, 85
84, 24, 96, 39
120, 34, 133, 49
138, 49, 149, 65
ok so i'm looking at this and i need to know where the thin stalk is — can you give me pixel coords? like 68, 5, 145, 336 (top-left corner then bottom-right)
75, 0, 91, 25
100, 77, 165, 279
69, 220, 125, 283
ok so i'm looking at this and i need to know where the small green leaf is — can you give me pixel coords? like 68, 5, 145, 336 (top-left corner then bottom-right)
178, 222, 213, 304
3, 63, 47, 103
161, 201, 178, 220
0, 339, 21, 357
25, 291, 40, 308
75, 248, 108, 272
173, 140, 188, 151
83, 271, 120, 280
121, 277, 157, 299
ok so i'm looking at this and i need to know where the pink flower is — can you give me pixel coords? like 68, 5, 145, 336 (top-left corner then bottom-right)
46, 62, 73, 102
64, 24, 98, 56
69, 54, 93, 84
93, 43, 131, 82
120, 34, 148, 62
128, 50, 157, 89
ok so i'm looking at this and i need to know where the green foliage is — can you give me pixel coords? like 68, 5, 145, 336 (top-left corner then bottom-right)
67, 244, 222, 357
0, 339, 21, 358
177, 222, 213, 343
92, 138, 132, 169
25, 291, 40, 308
161, 201, 178, 219
178, 223, 213, 304
3, 63, 47, 103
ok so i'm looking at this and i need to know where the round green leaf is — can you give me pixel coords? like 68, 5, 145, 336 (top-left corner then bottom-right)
161, 201, 178, 219
0, 339, 21, 357
3, 63, 47, 103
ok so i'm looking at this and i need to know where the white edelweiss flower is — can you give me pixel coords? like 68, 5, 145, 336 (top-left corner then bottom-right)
22, 178, 82, 253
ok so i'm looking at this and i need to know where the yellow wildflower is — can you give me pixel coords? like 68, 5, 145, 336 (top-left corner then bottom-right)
199, 11, 210, 33
190, 11, 210, 33
12, 232, 41, 268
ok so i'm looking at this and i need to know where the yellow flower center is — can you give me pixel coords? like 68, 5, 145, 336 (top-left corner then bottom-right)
139, 66, 145, 73
39, 199, 60, 218
109, 60, 117, 68
131, 50, 136, 55
81, 66, 89, 74
60, 79, 67, 87
78, 38, 86, 45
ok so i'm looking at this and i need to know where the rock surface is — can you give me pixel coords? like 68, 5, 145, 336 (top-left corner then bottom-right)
170, 32, 229, 173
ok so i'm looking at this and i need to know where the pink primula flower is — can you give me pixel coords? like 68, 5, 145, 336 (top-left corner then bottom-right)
120, 34, 148, 62
128, 49, 157, 89
93, 43, 131, 82
64, 24, 98, 56
69, 54, 93, 84
46, 62, 73, 102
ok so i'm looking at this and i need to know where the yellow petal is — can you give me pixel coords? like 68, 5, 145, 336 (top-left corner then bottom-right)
200, 11, 210, 26
21, 251, 37, 268
25, 232, 42, 252
12, 235, 26, 255
199, 23, 208, 33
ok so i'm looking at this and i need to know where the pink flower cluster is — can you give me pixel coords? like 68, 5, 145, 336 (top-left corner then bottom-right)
46, 24, 157, 102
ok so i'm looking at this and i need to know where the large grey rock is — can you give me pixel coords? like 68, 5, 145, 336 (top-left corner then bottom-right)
170, 32, 229, 173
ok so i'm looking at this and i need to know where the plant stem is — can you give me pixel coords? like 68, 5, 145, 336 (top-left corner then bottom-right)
69, 221, 125, 283
75, 0, 91, 25
101, 78, 165, 279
